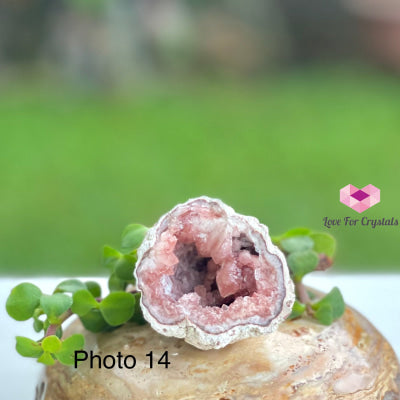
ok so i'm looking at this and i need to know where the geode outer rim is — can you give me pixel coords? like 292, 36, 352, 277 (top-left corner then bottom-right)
134, 196, 295, 350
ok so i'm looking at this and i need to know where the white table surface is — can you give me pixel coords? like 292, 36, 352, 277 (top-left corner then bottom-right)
1, 274, 399, 399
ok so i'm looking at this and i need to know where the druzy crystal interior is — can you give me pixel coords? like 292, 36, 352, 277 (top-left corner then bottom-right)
135, 197, 294, 349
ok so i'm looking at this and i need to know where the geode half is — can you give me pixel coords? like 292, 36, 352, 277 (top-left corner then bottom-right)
134, 196, 295, 349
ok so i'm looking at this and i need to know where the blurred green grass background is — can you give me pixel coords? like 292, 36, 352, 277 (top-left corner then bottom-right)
1, 67, 399, 276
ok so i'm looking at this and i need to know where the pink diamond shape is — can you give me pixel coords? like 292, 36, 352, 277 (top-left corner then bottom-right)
340, 184, 380, 213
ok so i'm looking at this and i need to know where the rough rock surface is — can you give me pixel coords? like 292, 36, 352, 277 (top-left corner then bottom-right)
40, 304, 400, 400
135, 196, 294, 349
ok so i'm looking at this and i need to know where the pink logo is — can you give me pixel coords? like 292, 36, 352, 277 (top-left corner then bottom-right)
340, 184, 380, 213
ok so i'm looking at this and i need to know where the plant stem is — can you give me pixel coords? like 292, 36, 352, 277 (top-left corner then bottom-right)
295, 280, 314, 315
45, 309, 73, 337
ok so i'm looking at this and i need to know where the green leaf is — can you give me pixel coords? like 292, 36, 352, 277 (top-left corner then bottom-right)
103, 245, 121, 270
79, 309, 109, 332
280, 236, 314, 253
6, 283, 42, 321
42, 336, 62, 353
314, 304, 333, 325
71, 290, 99, 316
108, 273, 127, 292
54, 334, 84, 366
100, 292, 135, 326
309, 232, 336, 258
43, 319, 50, 332
15, 336, 43, 358
103, 245, 137, 282
312, 287, 345, 321
287, 250, 319, 282
55, 326, 63, 339
85, 281, 101, 298
115, 254, 137, 281
287, 300, 306, 320
38, 351, 55, 366
120, 224, 148, 253
54, 279, 87, 294
40, 294, 72, 323
129, 292, 147, 325
33, 318, 44, 332
272, 227, 312, 245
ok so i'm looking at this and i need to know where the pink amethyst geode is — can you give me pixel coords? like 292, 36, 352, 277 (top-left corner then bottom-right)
134, 197, 295, 350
